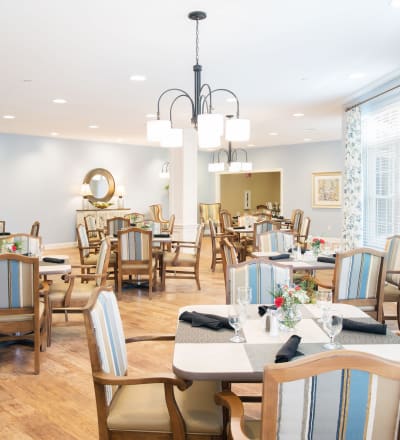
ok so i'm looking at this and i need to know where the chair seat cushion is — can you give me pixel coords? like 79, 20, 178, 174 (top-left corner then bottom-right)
49, 283, 93, 308
0, 301, 45, 322
243, 419, 261, 439
384, 283, 400, 302
164, 252, 196, 266
83, 254, 98, 265
108, 380, 222, 435
120, 261, 156, 272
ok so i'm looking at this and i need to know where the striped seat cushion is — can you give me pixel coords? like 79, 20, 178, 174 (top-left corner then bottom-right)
90, 290, 127, 404
274, 369, 400, 439
228, 261, 292, 304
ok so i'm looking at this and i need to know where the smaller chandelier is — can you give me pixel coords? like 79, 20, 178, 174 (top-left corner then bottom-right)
147, 11, 250, 149
208, 141, 252, 173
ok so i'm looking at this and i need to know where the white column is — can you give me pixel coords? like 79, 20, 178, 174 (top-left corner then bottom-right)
169, 128, 198, 241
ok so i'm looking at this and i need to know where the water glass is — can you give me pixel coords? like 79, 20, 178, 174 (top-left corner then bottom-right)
228, 305, 246, 343
323, 313, 343, 350
316, 291, 332, 322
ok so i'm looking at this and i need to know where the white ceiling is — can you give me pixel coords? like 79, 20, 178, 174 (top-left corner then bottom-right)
0, 0, 400, 148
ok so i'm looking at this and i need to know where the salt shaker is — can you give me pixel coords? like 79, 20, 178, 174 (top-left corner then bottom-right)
269, 309, 279, 336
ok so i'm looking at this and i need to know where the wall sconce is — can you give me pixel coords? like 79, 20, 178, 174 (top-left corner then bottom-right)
116, 185, 125, 208
160, 161, 170, 179
80, 183, 92, 209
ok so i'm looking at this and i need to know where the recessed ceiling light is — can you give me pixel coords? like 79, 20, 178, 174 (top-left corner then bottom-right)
269, 132, 278, 136
52, 98, 67, 104
304, 138, 312, 142
3, 115, 15, 119
348, 72, 366, 79
390, 0, 400, 8
88, 125, 99, 129
51, 132, 59, 136
293, 113, 304, 117
130, 75, 146, 81
146, 113, 157, 118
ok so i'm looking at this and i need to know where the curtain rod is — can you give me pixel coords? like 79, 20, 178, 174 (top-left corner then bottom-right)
345, 83, 400, 112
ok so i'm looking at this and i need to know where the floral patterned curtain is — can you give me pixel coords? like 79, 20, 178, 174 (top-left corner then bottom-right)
342, 106, 362, 250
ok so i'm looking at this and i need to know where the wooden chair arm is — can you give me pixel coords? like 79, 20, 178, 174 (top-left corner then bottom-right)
314, 278, 333, 290
387, 269, 400, 274
215, 390, 249, 440
125, 334, 175, 343
92, 371, 191, 391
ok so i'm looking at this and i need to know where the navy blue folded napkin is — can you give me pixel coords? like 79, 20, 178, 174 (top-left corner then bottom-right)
179, 311, 232, 330
269, 253, 290, 260
342, 318, 387, 335
317, 256, 336, 264
233, 226, 245, 230
275, 335, 303, 363
258, 305, 277, 316
0, 232, 11, 236
153, 233, 170, 238
42, 257, 65, 264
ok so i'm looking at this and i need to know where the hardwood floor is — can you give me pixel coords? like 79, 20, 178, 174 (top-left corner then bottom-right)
0, 238, 397, 439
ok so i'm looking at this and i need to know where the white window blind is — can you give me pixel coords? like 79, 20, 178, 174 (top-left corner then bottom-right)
362, 90, 400, 249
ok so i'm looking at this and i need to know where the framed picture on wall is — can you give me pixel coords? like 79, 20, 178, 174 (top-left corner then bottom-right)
312, 172, 342, 208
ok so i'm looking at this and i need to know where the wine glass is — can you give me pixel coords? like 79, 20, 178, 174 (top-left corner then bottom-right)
323, 313, 343, 349
228, 305, 246, 343
237, 286, 251, 317
316, 291, 332, 323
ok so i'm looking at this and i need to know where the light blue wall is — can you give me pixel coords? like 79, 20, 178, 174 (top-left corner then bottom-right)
197, 140, 344, 237
0, 133, 168, 244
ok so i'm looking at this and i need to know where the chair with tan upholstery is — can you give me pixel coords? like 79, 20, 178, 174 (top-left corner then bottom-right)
281, 208, 303, 235
76, 224, 100, 277
0, 220, 5, 233
149, 204, 171, 232
49, 237, 111, 332
0, 253, 47, 374
219, 209, 234, 234
106, 216, 130, 237
30, 220, 40, 237
199, 202, 221, 232
317, 247, 387, 322
162, 224, 204, 290
209, 219, 233, 272
84, 214, 104, 245
296, 215, 311, 248
83, 286, 224, 440
226, 258, 292, 304
216, 350, 400, 440
383, 235, 400, 328
117, 227, 157, 299
220, 237, 239, 285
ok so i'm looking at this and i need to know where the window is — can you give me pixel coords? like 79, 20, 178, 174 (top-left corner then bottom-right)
362, 91, 400, 249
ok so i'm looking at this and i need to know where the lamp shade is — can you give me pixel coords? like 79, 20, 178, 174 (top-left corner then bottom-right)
80, 183, 91, 197
197, 113, 223, 149
225, 118, 250, 142
241, 161, 253, 172
228, 161, 242, 172
147, 119, 171, 142
208, 162, 225, 172
160, 128, 183, 148
116, 185, 125, 197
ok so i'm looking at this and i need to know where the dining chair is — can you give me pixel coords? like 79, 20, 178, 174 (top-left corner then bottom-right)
0, 253, 47, 374
162, 223, 204, 290
117, 227, 157, 299
296, 215, 311, 248
282, 208, 303, 234
226, 258, 293, 304
219, 209, 233, 233
383, 234, 400, 328
319, 247, 387, 322
30, 220, 40, 237
220, 237, 239, 286
215, 350, 400, 440
0, 233, 41, 256
106, 216, 130, 237
258, 230, 294, 253
83, 286, 224, 440
49, 237, 111, 339
84, 214, 104, 245
209, 218, 233, 272
76, 223, 100, 278
0, 220, 5, 233
149, 203, 170, 231
199, 202, 221, 233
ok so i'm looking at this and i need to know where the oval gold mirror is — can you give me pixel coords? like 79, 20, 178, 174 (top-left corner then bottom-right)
83, 168, 115, 202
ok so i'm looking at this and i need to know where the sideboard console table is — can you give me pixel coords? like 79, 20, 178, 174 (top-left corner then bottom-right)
76, 208, 131, 229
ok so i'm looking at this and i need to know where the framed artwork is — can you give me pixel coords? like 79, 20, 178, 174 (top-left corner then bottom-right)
244, 190, 251, 210
312, 172, 342, 208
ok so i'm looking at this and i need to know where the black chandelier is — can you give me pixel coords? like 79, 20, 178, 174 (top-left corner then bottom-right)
147, 11, 250, 149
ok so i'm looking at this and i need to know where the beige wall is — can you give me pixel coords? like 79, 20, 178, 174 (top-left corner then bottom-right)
220, 171, 281, 215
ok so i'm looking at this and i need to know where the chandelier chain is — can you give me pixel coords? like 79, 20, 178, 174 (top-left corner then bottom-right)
195, 19, 200, 65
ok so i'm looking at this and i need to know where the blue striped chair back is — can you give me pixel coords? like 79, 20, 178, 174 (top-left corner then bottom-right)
258, 231, 294, 253
262, 351, 400, 440
119, 228, 152, 262
253, 220, 276, 250
77, 224, 91, 258
385, 235, 400, 286
95, 238, 111, 287
107, 217, 129, 237
0, 233, 41, 256
86, 288, 127, 405
226, 258, 292, 304
334, 248, 386, 321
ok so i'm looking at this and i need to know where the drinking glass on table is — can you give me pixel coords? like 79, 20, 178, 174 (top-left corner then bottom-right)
237, 286, 252, 316
323, 313, 343, 350
316, 291, 332, 323
228, 305, 246, 343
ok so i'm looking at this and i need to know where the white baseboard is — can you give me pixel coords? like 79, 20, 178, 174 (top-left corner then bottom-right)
44, 241, 77, 249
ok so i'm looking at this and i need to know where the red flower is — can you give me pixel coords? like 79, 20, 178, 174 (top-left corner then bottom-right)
11, 244, 17, 252
274, 297, 284, 308
319, 238, 325, 244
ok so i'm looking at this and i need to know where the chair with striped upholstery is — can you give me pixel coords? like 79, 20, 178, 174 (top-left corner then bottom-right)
216, 350, 400, 440
0, 233, 41, 256
331, 248, 387, 322
220, 237, 239, 286
226, 258, 293, 304
383, 235, 400, 328
49, 237, 111, 334
117, 227, 157, 299
83, 287, 223, 440
199, 202, 221, 233
77, 223, 100, 279
0, 253, 47, 374
258, 230, 294, 253
251, 220, 279, 252
106, 216, 130, 237
84, 214, 104, 245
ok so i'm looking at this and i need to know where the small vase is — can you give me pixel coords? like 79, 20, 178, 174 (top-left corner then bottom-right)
312, 245, 320, 257
277, 301, 302, 331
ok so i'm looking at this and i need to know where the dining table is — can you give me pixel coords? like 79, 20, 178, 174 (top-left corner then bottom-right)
172, 304, 400, 382
39, 255, 72, 276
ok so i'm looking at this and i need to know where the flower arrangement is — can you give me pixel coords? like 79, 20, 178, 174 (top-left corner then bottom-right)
309, 237, 325, 250
6, 240, 22, 253
274, 284, 309, 329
